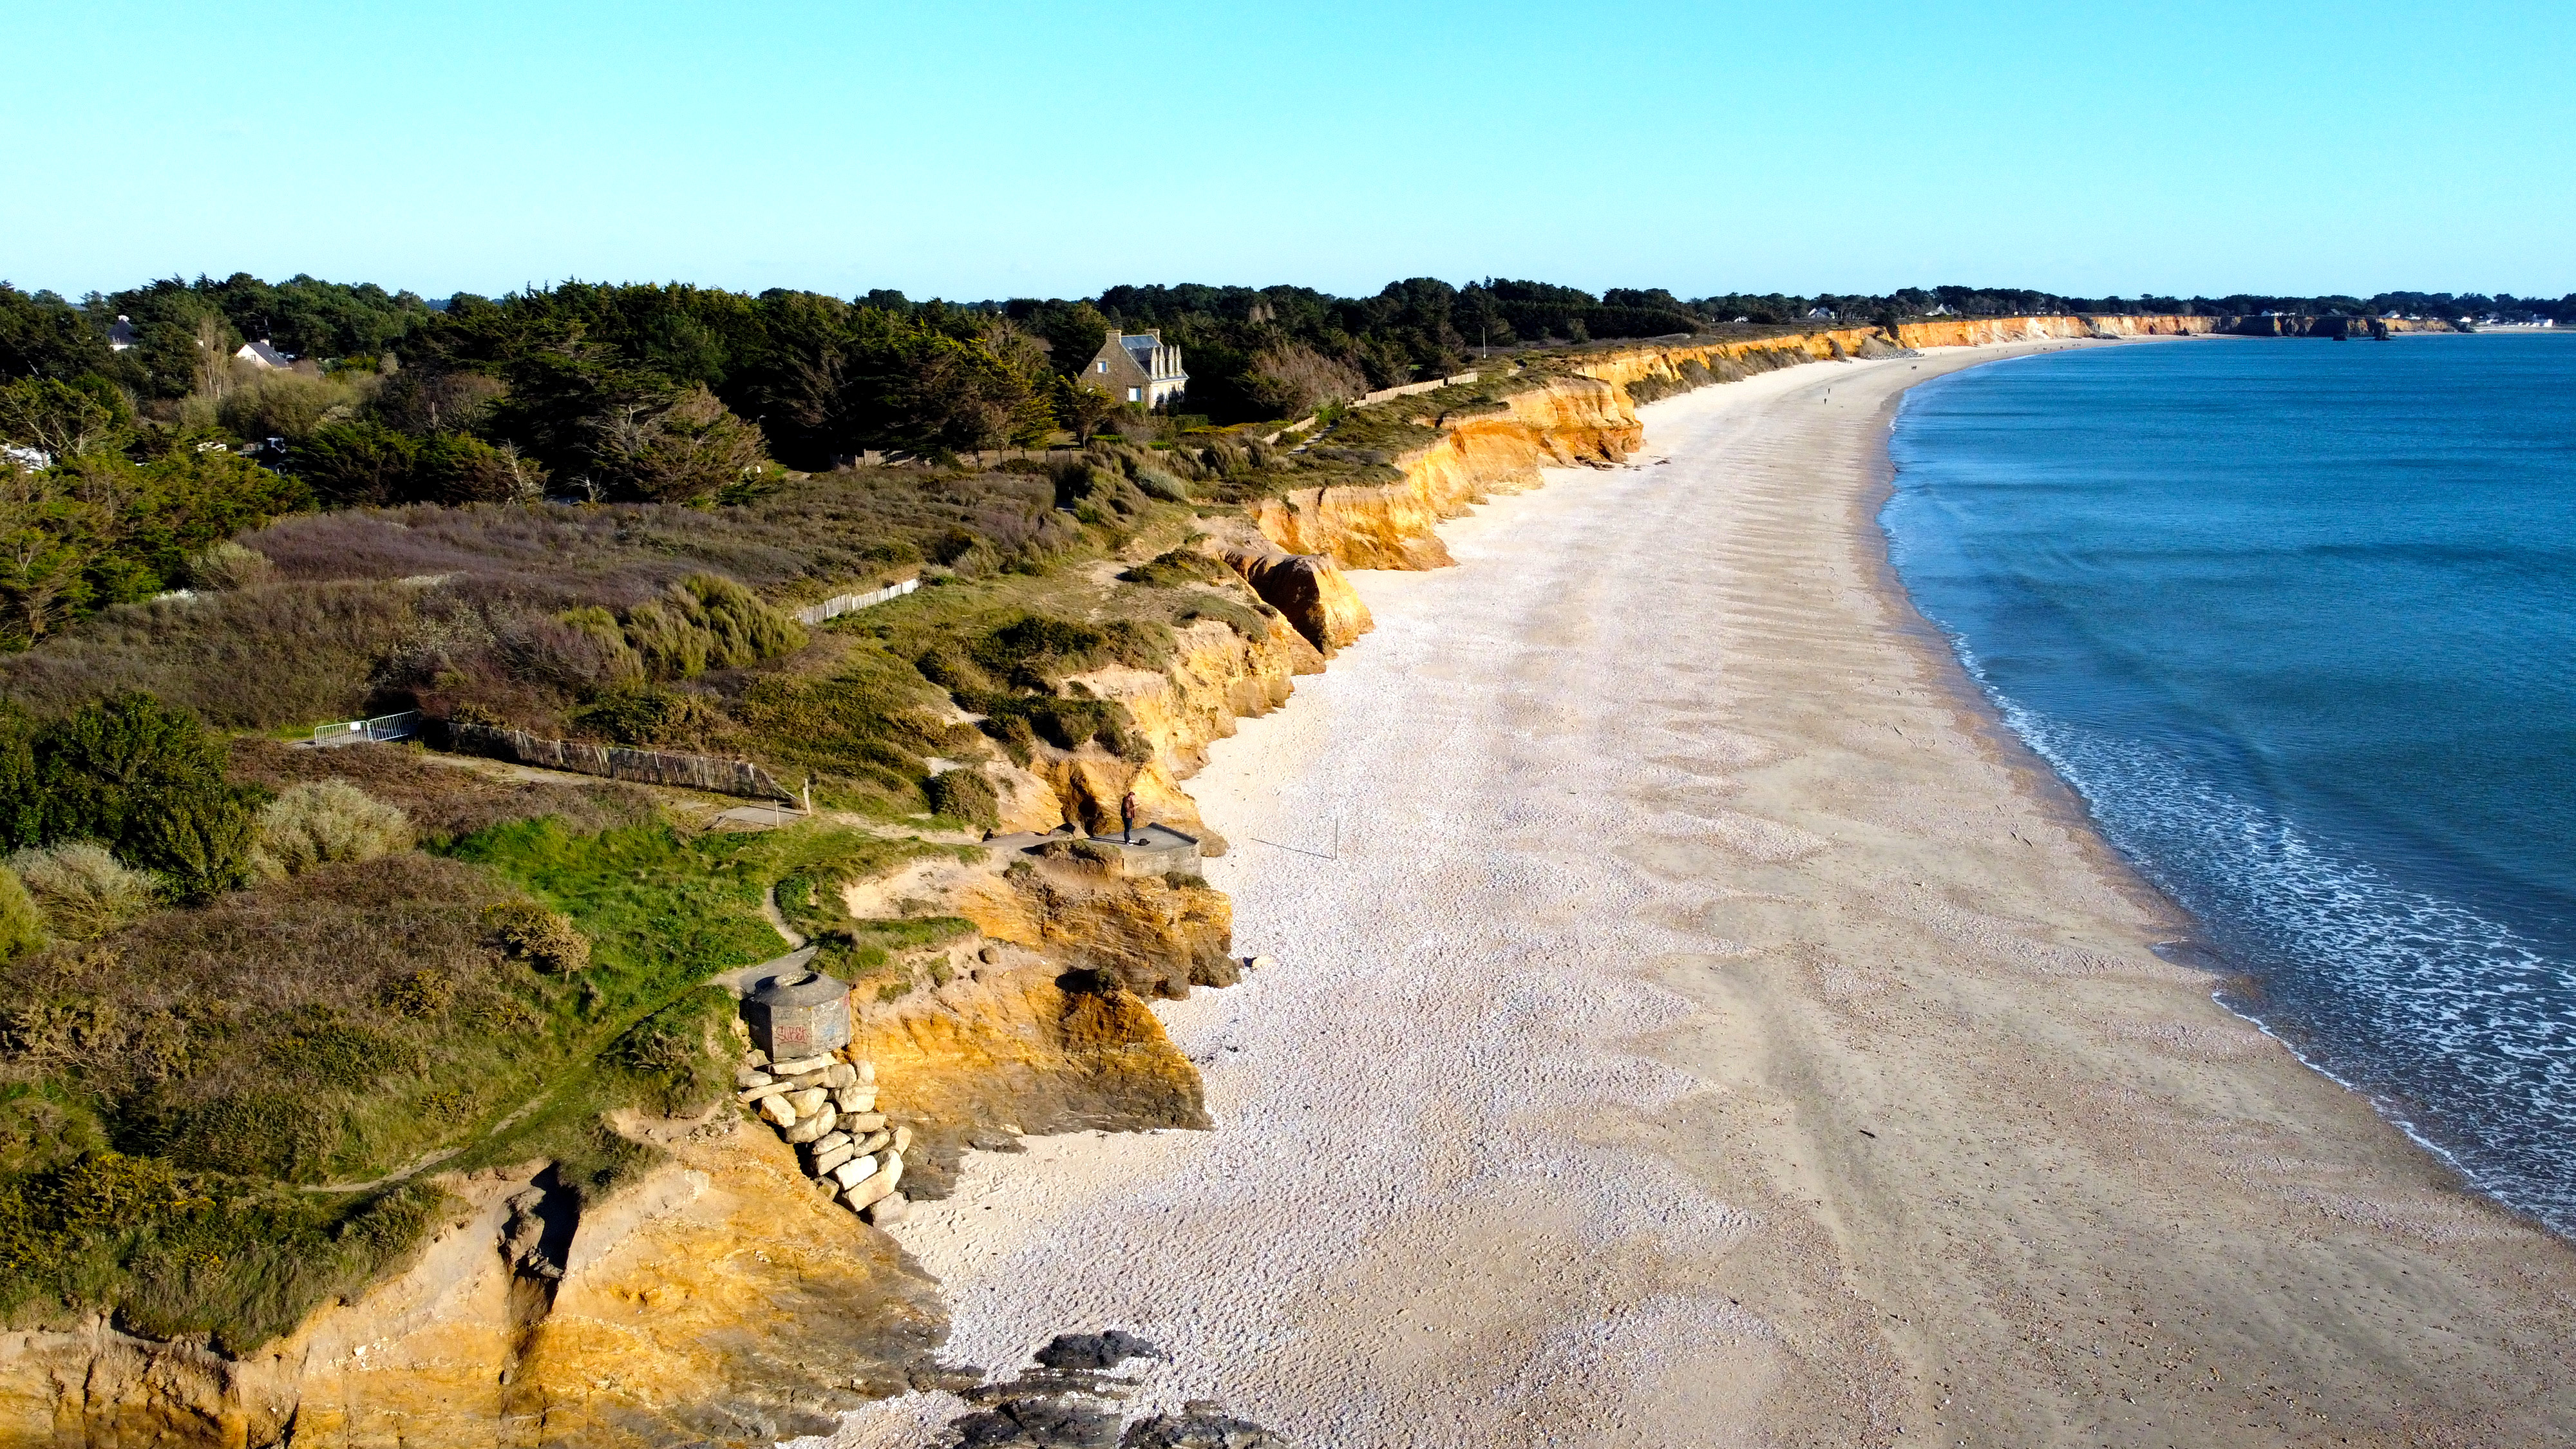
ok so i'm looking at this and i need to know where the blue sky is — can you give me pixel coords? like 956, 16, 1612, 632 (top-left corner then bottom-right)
3, 0, 2568, 301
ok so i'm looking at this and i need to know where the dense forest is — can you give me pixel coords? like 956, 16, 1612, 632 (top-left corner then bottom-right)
3, 270, 2570, 650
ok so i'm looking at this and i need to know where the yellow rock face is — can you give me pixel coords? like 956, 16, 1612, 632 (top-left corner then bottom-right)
848, 948, 1210, 1199
1245, 377, 1642, 574
502, 1122, 942, 1446
0, 1127, 944, 1449
1220, 550, 1376, 656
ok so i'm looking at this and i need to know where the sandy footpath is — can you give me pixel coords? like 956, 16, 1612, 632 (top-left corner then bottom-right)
828, 343, 2576, 1447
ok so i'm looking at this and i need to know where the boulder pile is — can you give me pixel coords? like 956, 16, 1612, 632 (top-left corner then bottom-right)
735, 1046, 912, 1223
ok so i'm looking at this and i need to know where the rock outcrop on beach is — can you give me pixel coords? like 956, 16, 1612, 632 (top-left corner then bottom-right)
1218, 549, 1374, 654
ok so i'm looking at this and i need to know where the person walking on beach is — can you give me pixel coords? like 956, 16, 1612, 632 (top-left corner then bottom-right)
1120, 790, 1137, 844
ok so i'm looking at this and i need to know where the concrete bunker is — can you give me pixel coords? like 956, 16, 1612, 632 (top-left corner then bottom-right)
743, 970, 853, 1059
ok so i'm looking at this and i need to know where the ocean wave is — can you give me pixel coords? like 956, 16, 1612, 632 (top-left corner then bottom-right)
1943, 632, 2576, 1235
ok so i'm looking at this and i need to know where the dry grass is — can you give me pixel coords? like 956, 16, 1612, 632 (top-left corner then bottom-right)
225, 738, 656, 845
249, 781, 413, 880
0, 582, 417, 728
5, 842, 157, 942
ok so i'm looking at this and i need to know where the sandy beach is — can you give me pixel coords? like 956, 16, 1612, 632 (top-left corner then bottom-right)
831, 342, 2576, 1448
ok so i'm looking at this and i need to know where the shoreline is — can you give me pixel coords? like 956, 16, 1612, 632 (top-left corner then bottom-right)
831, 339, 2576, 1448
1870, 343, 2573, 1242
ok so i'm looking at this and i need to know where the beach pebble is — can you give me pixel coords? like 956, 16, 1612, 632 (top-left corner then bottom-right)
1244, 955, 1273, 972
831, 1154, 880, 1189
784, 1103, 838, 1143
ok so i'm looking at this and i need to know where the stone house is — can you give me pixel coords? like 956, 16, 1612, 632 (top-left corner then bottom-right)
1077, 326, 1188, 409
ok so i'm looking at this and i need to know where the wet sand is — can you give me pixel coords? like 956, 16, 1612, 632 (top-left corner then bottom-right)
833, 342, 2576, 1448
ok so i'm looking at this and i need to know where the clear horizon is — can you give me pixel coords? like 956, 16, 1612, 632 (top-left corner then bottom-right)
3, 0, 2569, 303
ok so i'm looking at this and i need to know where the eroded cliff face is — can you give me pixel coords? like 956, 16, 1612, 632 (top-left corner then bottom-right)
846, 936, 1211, 1202
0, 1125, 945, 1449
1217, 550, 1374, 656
1241, 377, 1642, 573
978, 611, 1321, 836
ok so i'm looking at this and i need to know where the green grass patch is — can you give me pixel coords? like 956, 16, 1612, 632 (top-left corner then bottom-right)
0, 814, 944, 1350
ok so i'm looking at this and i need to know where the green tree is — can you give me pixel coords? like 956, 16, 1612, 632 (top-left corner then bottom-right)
294, 421, 422, 505
1038, 302, 1115, 379
33, 694, 261, 899
585, 384, 771, 503
0, 449, 309, 649
0, 285, 119, 382
0, 377, 132, 460
1055, 374, 1119, 444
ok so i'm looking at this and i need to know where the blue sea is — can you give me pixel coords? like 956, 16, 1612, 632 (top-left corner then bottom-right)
1882, 334, 2576, 1235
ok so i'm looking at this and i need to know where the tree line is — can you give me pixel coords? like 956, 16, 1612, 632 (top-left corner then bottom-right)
5, 269, 2570, 650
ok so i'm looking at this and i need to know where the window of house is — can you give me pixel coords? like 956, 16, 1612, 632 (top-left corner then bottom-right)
1127, 387, 1141, 402
1095, 360, 1107, 373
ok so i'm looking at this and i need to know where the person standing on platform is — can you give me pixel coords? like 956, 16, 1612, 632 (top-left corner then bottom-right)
1121, 790, 1138, 844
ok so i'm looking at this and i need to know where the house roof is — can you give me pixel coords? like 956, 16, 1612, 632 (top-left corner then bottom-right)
1113, 332, 1184, 381
235, 339, 295, 368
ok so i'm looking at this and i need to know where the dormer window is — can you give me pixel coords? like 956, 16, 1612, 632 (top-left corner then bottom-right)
1095, 360, 1107, 373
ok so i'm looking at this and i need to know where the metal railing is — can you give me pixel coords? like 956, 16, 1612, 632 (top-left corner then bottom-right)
312, 710, 421, 747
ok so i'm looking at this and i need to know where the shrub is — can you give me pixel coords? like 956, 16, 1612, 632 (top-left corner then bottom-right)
923, 767, 999, 829
184, 540, 276, 591
5, 842, 156, 941
294, 420, 423, 506
615, 574, 805, 683
1177, 596, 1274, 641
1130, 464, 1191, 503
484, 899, 591, 974
586, 384, 773, 504
26, 695, 261, 899
214, 368, 370, 444
225, 736, 656, 846
0, 581, 416, 731
250, 781, 413, 880
0, 866, 41, 960
567, 687, 730, 748
1119, 549, 1226, 588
